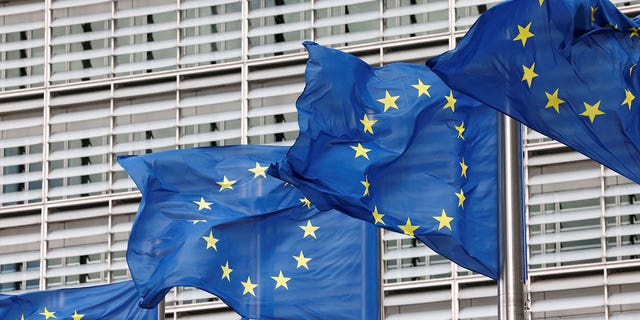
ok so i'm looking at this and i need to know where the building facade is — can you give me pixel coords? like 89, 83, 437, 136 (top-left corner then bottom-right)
0, 0, 639, 319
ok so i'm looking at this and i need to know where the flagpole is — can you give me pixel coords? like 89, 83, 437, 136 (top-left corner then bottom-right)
158, 298, 166, 320
498, 114, 525, 320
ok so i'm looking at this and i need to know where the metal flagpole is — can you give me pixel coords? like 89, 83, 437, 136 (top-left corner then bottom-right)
158, 298, 166, 320
498, 114, 526, 320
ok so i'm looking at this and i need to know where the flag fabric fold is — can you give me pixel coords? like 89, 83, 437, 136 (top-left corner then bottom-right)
118, 145, 378, 320
0, 281, 157, 319
428, 0, 640, 184
269, 42, 500, 279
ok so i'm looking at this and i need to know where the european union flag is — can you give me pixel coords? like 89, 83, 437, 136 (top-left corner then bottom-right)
0, 281, 157, 319
428, 0, 640, 184
269, 42, 501, 279
118, 145, 378, 319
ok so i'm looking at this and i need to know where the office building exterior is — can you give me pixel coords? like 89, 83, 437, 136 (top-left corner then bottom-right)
0, 0, 639, 318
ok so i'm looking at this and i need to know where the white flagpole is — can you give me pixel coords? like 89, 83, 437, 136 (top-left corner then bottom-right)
498, 114, 526, 320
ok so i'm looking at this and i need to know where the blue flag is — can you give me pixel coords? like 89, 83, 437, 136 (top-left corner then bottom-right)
268, 42, 501, 279
428, 0, 640, 184
0, 281, 157, 320
118, 145, 378, 319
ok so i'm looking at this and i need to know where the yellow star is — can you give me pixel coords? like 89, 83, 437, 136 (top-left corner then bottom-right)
412, 79, 431, 97
361, 175, 370, 196
293, 250, 312, 270
580, 100, 605, 123
21, 315, 25, 320
72, 310, 84, 320
377, 90, 399, 112
521, 63, 538, 88
443, 90, 457, 112
398, 217, 420, 236
460, 158, 468, 178
299, 197, 311, 208
360, 114, 378, 134
271, 270, 291, 290
221, 260, 233, 282
299, 220, 320, 239
539, 0, 544, 6
433, 209, 454, 231
248, 162, 268, 179
630, 27, 640, 38
39, 307, 56, 319
591, 6, 598, 22
241, 276, 258, 296
350, 143, 371, 160
622, 89, 635, 110
202, 230, 219, 251
216, 176, 236, 191
513, 22, 534, 47
544, 88, 565, 113
454, 121, 465, 140
372, 206, 385, 225
193, 197, 212, 211
455, 189, 466, 209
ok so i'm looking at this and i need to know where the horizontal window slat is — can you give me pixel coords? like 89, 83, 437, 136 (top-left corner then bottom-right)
0, 38, 44, 52
180, 31, 242, 47
114, 58, 176, 74
180, 12, 241, 28
529, 227, 602, 245
48, 163, 110, 179
247, 104, 296, 118
49, 67, 111, 82
180, 49, 242, 65
49, 127, 110, 142
1, 171, 42, 185
247, 122, 298, 136
0, 2, 44, 16
114, 100, 175, 116
0, 135, 42, 149
112, 137, 176, 153
47, 243, 108, 259
114, 21, 176, 37
179, 129, 242, 145
48, 206, 108, 222
248, 2, 310, 19
114, 3, 177, 19
51, 12, 111, 28
114, 119, 175, 134
48, 181, 110, 198
179, 110, 241, 126
0, 21, 44, 34
49, 145, 109, 162
51, 48, 111, 64
180, 92, 240, 108
529, 248, 602, 265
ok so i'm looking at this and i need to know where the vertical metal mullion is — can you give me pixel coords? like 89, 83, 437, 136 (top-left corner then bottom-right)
240, 0, 249, 145
600, 164, 607, 264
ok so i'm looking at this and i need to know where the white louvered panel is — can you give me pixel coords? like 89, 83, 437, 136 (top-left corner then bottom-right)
48, 206, 108, 222
528, 248, 602, 265
454, 0, 500, 29
181, 49, 243, 65
0, 98, 42, 113
47, 224, 108, 241
112, 202, 139, 215
385, 289, 451, 306
48, 182, 110, 198
114, 119, 176, 135
384, 2, 449, 19
530, 295, 604, 313
0, 171, 42, 185
316, 30, 381, 47
111, 221, 133, 233
384, 21, 450, 38
0, 76, 44, 89
607, 244, 640, 258
0, 153, 42, 167
178, 74, 239, 90
111, 240, 128, 253
0, 232, 41, 247
50, 67, 112, 82
529, 227, 602, 245
0, 135, 42, 149
113, 81, 176, 98
609, 271, 640, 285
50, 48, 111, 64
248, 82, 304, 100
179, 111, 241, 126
50, 12, 111, 28
249, 2, 310, 19
0, 21, 44, 34
528, 187, 601, 206
527, 151, 588, 166
114, 39, 177, 56
247, 122, 298, 137
383, 263, 451, 280
46, 262, 108, 278
605, 184, 640, 197
0, 215, 40, 229
0, 2, 43, 16
111, 177, 136, 191
608, 291, 640, 305
606, 223, 640, 237
610, 311, 640, 320
249, 20, 310, 38
49, 92, 110, 108
47, 243, 108, 259
386, 310, 452, 320
459, 305, 497, 319
314, 0, 374, 9
384, 246, 438, 260
528, 168, 601, 186
114, 58, 177, 74
0, 56, 43, 70
112, 137, 176, 153
110, 259, 128, 271
0, 270, 40, 284
180, 12, 242, 29
114, 21, 176, 38
50, 29, 109, 46
182, 0, 240, 10
0, 251, 40, 265
248, 41, 306, 57
1, 38, 43, 53
248, 65, 304, 81
51, 0, 112, 10
115, 3, 176, 19
180, 31, 242, 47
458, 285, 496, 299
114, 100, 175, 116
315, 11, 379, 29
180, 92, 240, 108
48, 163, 110, 180
49, 127, 110, 142
175, 289, 217, 302
246, 104, 295, 118
49, 145, 109, 161
530, 275, 603, 292
0, 190, 42, 205
529, 208, 601, 225
179, 129, 242, 145
0, 117, 42, 131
